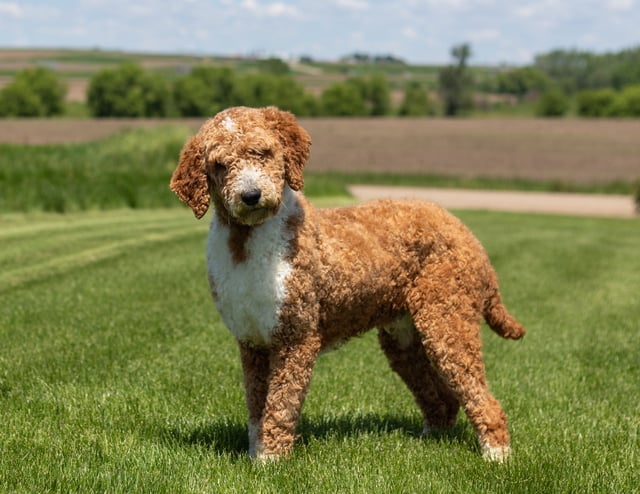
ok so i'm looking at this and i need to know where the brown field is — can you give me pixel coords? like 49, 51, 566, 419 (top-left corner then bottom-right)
1, 118, 639, 184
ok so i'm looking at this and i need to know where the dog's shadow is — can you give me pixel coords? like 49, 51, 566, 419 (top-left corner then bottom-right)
161, 413, 474, 459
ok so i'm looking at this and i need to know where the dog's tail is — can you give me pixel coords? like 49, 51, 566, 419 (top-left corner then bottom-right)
483, 290, 525, 340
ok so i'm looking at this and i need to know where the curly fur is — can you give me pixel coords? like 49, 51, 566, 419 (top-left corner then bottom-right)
170, 106, 525, 462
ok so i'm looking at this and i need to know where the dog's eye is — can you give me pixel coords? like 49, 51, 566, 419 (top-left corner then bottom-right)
250, 148, 273, 159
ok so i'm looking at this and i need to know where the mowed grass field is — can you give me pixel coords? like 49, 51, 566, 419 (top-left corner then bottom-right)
1, 206, 639, 492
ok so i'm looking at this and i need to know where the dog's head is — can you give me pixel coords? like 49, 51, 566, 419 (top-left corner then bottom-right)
170, 106, 311, 225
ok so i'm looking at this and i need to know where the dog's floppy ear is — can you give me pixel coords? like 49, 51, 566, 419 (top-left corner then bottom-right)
170, 135, 210, 219
262, 106, 311, 191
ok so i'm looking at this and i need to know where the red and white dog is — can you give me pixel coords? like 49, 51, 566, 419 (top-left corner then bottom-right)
170, 106, 525, 461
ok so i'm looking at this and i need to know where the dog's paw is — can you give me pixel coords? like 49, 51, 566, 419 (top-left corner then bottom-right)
481, 444, 511, 463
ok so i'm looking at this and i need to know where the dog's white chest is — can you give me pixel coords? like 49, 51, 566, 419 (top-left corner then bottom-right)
206, 201, 296, 346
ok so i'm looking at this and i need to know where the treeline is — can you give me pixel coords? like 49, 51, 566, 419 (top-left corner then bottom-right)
3, 45, 640, 118
0, 62, 436, 118
490, 46, 640, 117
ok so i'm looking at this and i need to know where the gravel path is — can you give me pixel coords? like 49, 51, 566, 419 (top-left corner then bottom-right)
349, 185, 637, 218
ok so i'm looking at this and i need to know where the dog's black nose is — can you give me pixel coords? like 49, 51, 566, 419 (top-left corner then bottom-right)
241, 188, 262, 206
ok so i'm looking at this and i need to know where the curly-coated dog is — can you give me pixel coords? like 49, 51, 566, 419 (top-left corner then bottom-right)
170, 106, 525, 462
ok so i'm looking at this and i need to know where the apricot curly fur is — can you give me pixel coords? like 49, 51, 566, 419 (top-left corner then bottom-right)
171, 106, 525, 462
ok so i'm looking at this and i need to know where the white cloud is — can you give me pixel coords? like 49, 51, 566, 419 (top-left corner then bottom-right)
468, 28, 500, 42
264, 2, 300, 17
606, 0, 634, 10
402, 26, 419, 39
241, 0, 301, 18
334, 0, 369, 11
0, 2, 22, 17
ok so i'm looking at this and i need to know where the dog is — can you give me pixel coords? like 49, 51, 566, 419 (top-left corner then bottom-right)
170, 106, 525, 462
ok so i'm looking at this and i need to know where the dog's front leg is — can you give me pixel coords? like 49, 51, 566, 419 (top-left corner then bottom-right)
238, 342, 271, 458
256, 332, 321, 460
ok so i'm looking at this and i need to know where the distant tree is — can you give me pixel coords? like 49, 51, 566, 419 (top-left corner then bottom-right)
398, 80, 435, 116
341, 75, 391, 116
438, 43, 474, 116
536, 89, 569, 117
233, 73, 319, 116
535, 46, 640, 91
576, 88, 618, 117
258, 57, 290, 75
0, 67, 67, 117
367, 74, 392, 116
0, 80, 43, 117
88, 63, 169, 117
496, 67, 550, 98
320, 82, 367, 116
173, 66, 236, 117
619, 84, 640, 116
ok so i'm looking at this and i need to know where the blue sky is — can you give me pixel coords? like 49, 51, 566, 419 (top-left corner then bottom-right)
0, 0, 638, 65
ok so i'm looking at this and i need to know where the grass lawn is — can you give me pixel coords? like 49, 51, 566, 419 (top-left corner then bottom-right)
1, 207, 638, 493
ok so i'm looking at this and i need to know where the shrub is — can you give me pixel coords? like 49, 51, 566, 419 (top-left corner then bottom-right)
398, 80, 436, 116
537, 89, 569, 117
87, 63, 169, 117
634, 179, 640, 214
0, 67, 67, 117
173, 66, 236, 117
620, 85, 640, 116
320, 82, 368, 116
577, 88, 618, 117
233, 74, 318, 116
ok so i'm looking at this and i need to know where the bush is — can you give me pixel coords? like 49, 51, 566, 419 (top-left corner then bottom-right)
0, 67, 67, 117
233, 74, 318, 116
87, 63, 169, 117
537, 89, 569, 117
577, 88, 618, 117
320, 76, 392, 117
620, 85, 640, 116
398, 81, 436, 116
634, 179, 640, 214
173, 66, 236, 117
320, 82, 368, 116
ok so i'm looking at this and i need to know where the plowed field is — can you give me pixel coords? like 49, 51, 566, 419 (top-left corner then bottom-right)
1, 118, 639, 184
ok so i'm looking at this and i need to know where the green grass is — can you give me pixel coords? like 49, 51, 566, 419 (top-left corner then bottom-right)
1, 207, 638, 492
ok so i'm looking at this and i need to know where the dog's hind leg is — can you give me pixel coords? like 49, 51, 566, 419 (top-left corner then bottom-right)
411, 303, 512, 462
378, 321, 460, 434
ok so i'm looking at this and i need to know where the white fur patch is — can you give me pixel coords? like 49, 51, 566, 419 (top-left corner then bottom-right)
235, 166, 270, 195
222, 115, 237, 132
207, 186, 299, 346
481, 444, 511, 462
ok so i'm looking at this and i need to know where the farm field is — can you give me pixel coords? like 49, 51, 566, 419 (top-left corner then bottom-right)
1, 117, 639, 185
0, 208, 638, 492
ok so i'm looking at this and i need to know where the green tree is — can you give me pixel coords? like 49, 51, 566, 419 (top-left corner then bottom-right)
258, 57, 290, 75
496, 67, 550, 98
438, 43, 474, 116
88, 63, 169, 117
398, 81, 435, 116
320, 82, 367, 116
576, 88, 618, 117
234, 74, 318, 116
620, 84, 640, 116
536, 89, 569, 117
367, 74, 392, 116
173, 66, 236, 117
0, 67, 67, 117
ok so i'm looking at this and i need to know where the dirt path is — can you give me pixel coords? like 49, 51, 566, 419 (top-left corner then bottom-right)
349, 185, 637, 218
